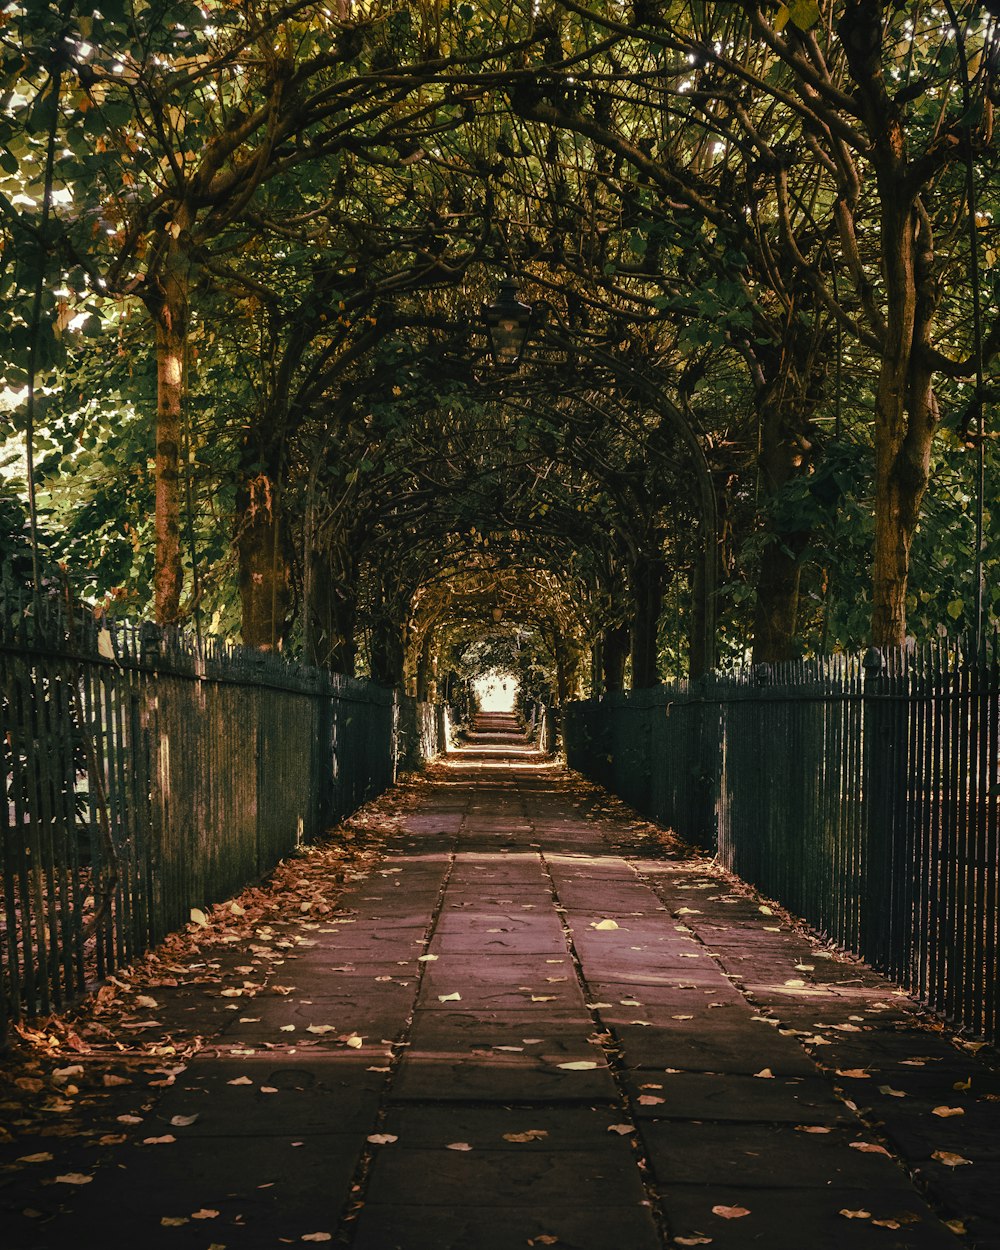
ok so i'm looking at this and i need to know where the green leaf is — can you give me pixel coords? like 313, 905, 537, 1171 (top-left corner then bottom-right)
787, 0, 820, 30
946, 599, 964, 621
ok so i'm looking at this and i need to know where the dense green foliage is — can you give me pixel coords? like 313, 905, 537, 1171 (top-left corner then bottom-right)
2, 0, 998, 699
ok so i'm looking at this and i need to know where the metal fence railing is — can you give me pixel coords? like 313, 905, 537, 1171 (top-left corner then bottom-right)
1, 590, 441, 1047
565, 642, 1000, 1045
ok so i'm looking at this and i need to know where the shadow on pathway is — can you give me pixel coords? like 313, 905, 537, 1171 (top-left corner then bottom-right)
2, 713, 998, 1249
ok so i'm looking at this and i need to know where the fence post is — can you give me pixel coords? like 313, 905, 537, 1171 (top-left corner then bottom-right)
861, 647, 912, 977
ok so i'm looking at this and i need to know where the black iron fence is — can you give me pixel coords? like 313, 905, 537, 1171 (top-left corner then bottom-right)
565, 643, 1000, 1045
1, 593, 441, 1047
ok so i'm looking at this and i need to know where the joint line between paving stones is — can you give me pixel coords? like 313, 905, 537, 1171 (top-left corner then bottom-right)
536, 847, 674, 1250
333, 830, 460, 1247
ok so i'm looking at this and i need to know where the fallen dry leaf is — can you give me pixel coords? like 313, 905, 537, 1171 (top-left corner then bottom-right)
674, 1238, 713, 1247
557, 1060, 598, 1071
438, 992, 461, 1003
161, 1217, 189, 1227
170, 1114, 199, 1127
503, 1130, 548, 1143
931, 1106, 965, 1118
638, 1094, 664, 1105
55, 1173, 93, 1185
839, 1209, 871, 1220
932, 1150, 972, 1167
878, 1085, 906, 1097
712, 1205, 750, 1219
835, 1069, 871, 1079
607, 1124, 634, 1135
227, 1076, 253, 1086
591, 919, 619, 930
301, 1235, 333, 1243
17, 1152, 54, 1164
850, 1142, 890, 1156
367, 1133, 398, 1145
446, 1142, 473, 1151
753, 1068, 774, 1079
189, 908, 209, 928
191, 1209, 219, 1219
796, 1125, 832, 1134
143, 1135, 176, 1145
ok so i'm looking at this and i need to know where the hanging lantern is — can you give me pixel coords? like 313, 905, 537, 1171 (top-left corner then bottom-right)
482, 278, 533, 366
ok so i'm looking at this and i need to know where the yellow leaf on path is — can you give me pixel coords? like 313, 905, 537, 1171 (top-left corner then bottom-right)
301, 1236, 333, 1243
135, 995, 159, 1009
758, 906, 773, 915
345, 1035, 364, 1049
189, 908, 209, 927
438, 992, 461, 1003
161, 1217, 189, 1227
503, 1130, 548, 1142
953, 1077, 972, 1091
607, 1124, 634, 1135
306, 1025, 335, 1034
230, 901, 245, 915
227, 1077, 253, 1086
418, 954, 438, 961
191, 1209, 219, 1219
532, 996, 557, 1002
784, 979, 806, 987
591, 919, 619, 930
638, 1094, 664, 1105
932, 1106, 965, 1117
17, 1152, 54, 1164
55, 1173, 93, 1185
557, 1061, 598, 1070
530, 1238, 559, 1246
260, 1086, 278, 1094
878, 1085, 906, 1097
945, 1220, 968, 1235
753, 1068, 774, 1079
712, 1205, 750, 1219
367, 1133, 398, 1145
850, 1142, 890, 1155
674, 1238, 713, 1247
839, 1209, 871, 1220
586, 1003, 612, 1010
446, 1142, 473, 1151
872, 1219, 901, 1229
103, 1073, 131, 1087
143, 1135, 176, 1145
932, 1150, 972, 1167
835, 1069, 871, 1079
170, 1114, 198, 1127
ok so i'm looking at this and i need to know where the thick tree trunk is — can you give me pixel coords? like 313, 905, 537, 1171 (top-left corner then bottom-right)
306, 557, 357, 674
236, 474, 291, 650
602, 623, 630, 693
838, 4, 940, 646
630, 555, 665, 690
149, 225, 191, 625
753, 538, 809, 663
751, 367, 815, 663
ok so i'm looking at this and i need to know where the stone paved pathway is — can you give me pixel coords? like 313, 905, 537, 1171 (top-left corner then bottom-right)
3, 714, 999, 1249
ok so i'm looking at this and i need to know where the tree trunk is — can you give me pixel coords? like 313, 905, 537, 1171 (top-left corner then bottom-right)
236, 473, 291, 650
750, 366, 815, 663
602, 623, 630, 692
838, 4, 940, 646
630, 555, 665, 690
307, 556, 357, 674
148, 221, 191, 625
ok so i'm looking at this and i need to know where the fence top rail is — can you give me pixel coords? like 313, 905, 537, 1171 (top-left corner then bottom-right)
565, 636, 1000, 713
0, 589, 395, 705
